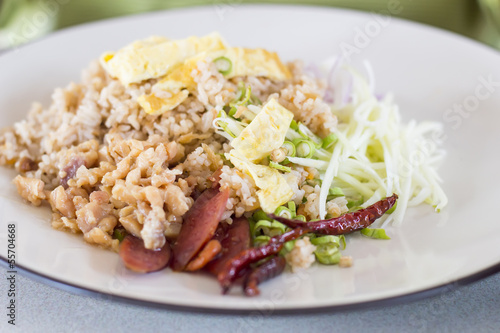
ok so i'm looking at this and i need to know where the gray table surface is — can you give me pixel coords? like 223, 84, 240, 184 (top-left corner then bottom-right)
0, 265, 499, 333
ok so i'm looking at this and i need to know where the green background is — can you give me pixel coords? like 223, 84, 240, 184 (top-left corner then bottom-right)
0, 0, 499, 49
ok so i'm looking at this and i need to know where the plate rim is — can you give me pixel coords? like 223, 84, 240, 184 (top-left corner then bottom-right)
1, 3, 500, 313
1, 257, 499, 314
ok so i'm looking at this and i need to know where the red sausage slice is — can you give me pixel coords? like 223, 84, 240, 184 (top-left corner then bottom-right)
119, 235, 171, 273
171, 187, 229, 271
185, 239, 222, 272
205, 217, 251, 276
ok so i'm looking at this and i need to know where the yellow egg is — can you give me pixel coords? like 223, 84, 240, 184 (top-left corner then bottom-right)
100, 32, 227, 86
137, 45, 292, 115
138, 53, 206, 115
220, 47, 292, 80
231, 98, 294, 163
229, 151, 293, 213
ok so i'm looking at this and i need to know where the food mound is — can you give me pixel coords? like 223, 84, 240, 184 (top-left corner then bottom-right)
0, 33, 446, 296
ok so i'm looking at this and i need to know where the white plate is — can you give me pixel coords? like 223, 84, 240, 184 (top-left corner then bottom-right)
1, 5, 500, 312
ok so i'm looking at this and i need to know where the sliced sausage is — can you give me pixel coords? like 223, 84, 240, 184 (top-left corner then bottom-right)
119, 235, 171, 273
185, 239, 222, 272
171, 187, 229, 271
204, 217, 251, 276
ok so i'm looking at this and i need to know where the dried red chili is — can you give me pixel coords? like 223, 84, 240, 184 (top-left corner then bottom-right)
271, 194, 398, 235
217, 227, 310, 293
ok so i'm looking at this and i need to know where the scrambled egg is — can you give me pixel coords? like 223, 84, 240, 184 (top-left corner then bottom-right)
231, 98, 293, 163
100, 32, 227, 86
229, 151, 293, 213
138, 47, 291, 115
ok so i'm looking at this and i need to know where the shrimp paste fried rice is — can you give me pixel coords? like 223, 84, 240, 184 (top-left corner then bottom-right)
0, 33, 447, 273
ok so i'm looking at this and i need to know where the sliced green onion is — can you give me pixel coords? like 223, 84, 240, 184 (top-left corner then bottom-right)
113, 228, 127, 242
279, 240, 296, 256
295, 140, 316, 158
314, 243, 341, 265
253, 220, 287, 237
311, 235, 342, 247
298, 123, 323, 148
239, 85, 252, 105
253, 235, 271, 247
347, 196, 364, 209
269, 161, 291, 173
294, 215, 307, 222
311, 235, 344, 265
290, 119, 299, 131
227, 105, 238, 117
281, 141, 296, 157
274, 206, 293, 219
360, 228, 391, 240
274, 206, 292, 219
328, 187, 344, 197
339, 235, 346, 250
234, 82, 245, 101
322, 133, 338, 149
217, 121, 237, 138
214, 56, 232, 75
252, 209, 272, 222
287, 201, 296, 213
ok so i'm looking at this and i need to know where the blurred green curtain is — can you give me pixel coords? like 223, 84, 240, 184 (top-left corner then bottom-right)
56, 0, 483, 40
1, 0, 498, 48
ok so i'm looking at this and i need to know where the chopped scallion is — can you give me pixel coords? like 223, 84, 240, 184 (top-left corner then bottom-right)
281, 141, 296, 157
347, 196, 364, 209
314, 243, 341, 265
274, 206, 293, 219
294, 214, 307, 222
322, 133, 338, 149
253, 220, 287, 237
283, 240, 296, 252
311, 235, 342, 247
298, 123, 323, 148
252, 209, 272, 222
328, 187, 344, 197
113, 228, 127, 242
269, 161, 291, 173
214, 56, 232, 75
228, 105, 238, 117
360, 228, 391, 240
295, 140, 316, 158
253, 235, 271, 247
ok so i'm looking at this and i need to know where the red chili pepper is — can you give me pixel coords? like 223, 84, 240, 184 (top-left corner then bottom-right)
217, 227, 310, 293
271, 194, 398, 235
244, 256, 286, 297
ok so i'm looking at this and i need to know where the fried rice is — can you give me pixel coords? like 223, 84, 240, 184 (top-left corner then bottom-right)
0, 44, 346, 263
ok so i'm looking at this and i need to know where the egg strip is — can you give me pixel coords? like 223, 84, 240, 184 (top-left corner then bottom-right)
231, 98, 294, 163
229, 151, 293, 214
138, 48, 291, 115
100, 32, 227, 86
